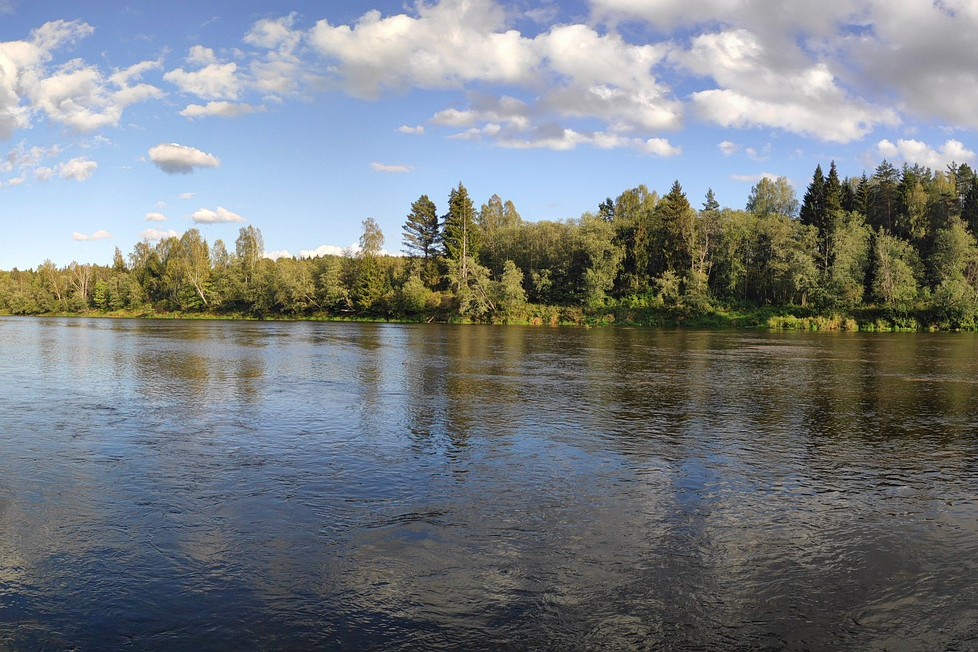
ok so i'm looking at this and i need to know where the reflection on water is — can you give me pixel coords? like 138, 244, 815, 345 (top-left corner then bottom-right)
1, 318, 978, 649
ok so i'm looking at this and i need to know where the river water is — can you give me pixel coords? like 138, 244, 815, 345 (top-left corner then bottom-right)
1, 317, 977, 650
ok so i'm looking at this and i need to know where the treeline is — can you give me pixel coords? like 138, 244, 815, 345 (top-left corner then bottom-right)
4, 159, 978, 328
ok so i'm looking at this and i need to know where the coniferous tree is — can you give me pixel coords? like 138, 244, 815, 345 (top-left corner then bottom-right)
702, 188, 720, 213
826, 161, 843, 215
442, 183, 480, 262
869, 160, 899, 232
402, 195, 440, 261
962, 176, 978, 237
799, 165, 826, 229
442, 183, 482, 302
657, 180, 696, 276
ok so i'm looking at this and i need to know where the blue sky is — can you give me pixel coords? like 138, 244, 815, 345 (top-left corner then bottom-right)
1, 0, 977, 268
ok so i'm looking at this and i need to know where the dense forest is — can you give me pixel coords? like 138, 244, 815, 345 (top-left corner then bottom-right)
5, 159, 978, 329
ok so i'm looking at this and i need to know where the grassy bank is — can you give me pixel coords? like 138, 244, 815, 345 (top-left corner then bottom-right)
4, 303, 960, 332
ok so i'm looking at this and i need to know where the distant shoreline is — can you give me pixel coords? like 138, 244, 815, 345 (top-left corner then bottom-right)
0, 307, 945, 332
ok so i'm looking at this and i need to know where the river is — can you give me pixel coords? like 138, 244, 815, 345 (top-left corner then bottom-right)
1, 317, 977, 650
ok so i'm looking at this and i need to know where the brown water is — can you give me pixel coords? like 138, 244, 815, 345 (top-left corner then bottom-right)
1, 317, 977, 650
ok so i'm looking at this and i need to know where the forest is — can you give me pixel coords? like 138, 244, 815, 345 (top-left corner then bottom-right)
4, 158, 978, 330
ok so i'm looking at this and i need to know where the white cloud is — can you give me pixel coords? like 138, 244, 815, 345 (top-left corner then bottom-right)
264, 250, 293, 261
397, 124, 425, 135
309, 2, 535, 98
179, 101, 262, 119
731, 172, 779, 183
148, 143, 220, 174
58, 156, 97, 181
187, 46, 217, 66
640, 137, 682, 157
370, 162, 412, 173
244, 13, 301, 51
300, 244, 352, 259
309, 2, 682, 148
178, 192, 196, 200
298, 242, 399, 258
876, 138, 975, 169
0, 20, 161, 138
680, 29, 897, 143
31, 59, 164, 132
192, 206, 246, 224
719, 140, 739, 156
142, 228, 179, 242
72, 229, 111, 241
163, 62, 240, 101
145, 212, 167, 222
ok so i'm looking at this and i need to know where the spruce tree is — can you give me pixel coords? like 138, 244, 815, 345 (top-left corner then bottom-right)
826, 161, 843, 215
657, 180, 696, 275
402, 195, 439, 260
442, 182, 480, 261
799, 164, 826, 229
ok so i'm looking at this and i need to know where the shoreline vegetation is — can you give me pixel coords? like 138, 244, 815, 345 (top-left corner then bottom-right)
0, 305, 931, 333
6, 159, 978, 332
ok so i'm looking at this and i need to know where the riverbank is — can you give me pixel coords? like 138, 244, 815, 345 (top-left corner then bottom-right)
0, 304, 947, 331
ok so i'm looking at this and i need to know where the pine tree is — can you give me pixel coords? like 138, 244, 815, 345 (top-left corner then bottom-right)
702, 188, 720, 214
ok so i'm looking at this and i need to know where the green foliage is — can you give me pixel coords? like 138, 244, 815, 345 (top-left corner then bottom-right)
8, 161, 978, 331
495, 259, 527, 319
402, 195, 439, 260
872, 228, 922, 313
443, 183, 480, 262
746, 176, 798, 217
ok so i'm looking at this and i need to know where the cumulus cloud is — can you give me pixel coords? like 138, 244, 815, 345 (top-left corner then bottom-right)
0, 20, 161, 138
398, 124, 425, 135
142, 228, 179, 242
244, 13, 301, 51
308, 1, 682, 151
163, 62, 240, 100
264, 250, 293, 261
145, 212, 167, 222
300, 244, 352, 259
298, 243, 398, 258
2, 143, 62, 182
191, 206, 246, 224
179, 101, 262, 119
370, 162, 412, 173
719, 140, 739, 156
187, 45, 217, 66
679, 29, 897, 143
58, 156, 97, 181
72, 229, 111, 241
877, 138, 975, 169
148, 143, 220, 174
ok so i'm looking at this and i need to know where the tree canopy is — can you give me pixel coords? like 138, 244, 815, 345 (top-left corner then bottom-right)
6, 159, 978, 329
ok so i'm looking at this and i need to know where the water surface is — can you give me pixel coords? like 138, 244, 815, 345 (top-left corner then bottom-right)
1, 317, 977, 650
